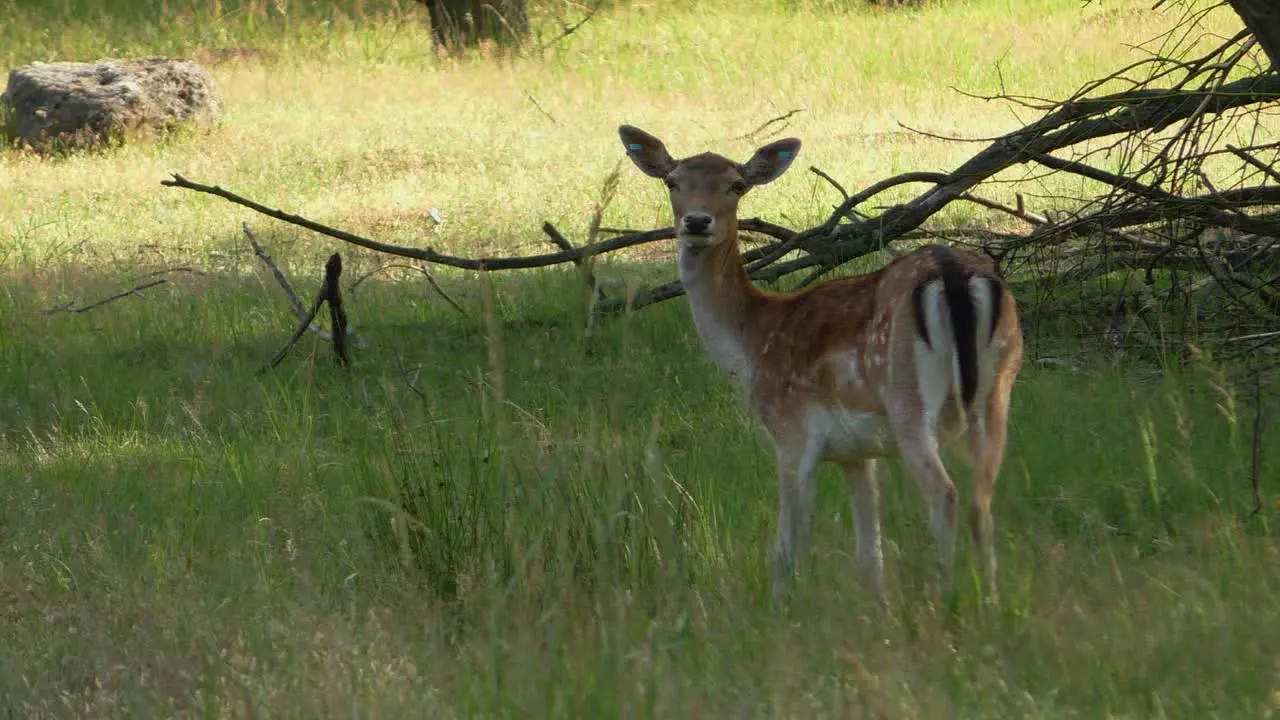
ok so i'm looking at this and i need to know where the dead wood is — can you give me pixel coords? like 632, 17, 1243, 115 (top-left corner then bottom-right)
327, 254, 350, 367
163, 2, 1280, 355
263, 252, 350, 372
161, 173, 794, 271
243, 223, 332, 341
349, 262, 469, 318
44, 267, 203, 314
1227, 0, 1280, 69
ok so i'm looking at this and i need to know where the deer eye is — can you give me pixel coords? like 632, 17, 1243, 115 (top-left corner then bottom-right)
729, 181, 749, 195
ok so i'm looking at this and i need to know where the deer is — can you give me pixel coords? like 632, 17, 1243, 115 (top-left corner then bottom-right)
617, 124, 1024, 607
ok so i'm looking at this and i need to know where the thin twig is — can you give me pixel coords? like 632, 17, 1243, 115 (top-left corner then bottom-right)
525, 92, 557, 125
44, 267, 202, 314
1249, 364, 1264, 519
1223, 330, 1280, 344
809, 166, 849, 200
735, 108, 805, 142
1227, 144, 1280, 185
163, 173, 786, 270
536, 0, 605, 51
348, 262, 470, 317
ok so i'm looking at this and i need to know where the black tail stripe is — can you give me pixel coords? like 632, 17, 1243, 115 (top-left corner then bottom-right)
910, 248, 1003, 410
912, 282, 931, 349
939, 256, 979, 410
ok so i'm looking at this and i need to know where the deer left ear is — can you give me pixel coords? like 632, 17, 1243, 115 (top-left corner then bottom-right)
742, 138, 801, 187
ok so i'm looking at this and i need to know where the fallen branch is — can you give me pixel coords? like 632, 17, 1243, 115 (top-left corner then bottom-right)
44, 267, 202, 314
161, 173, 792, 271
349, 262, 469, 317
735, 108, 806, 142
795, 72, 1280, 275
160, 32, 1280, 323
327, 254, 350, 368
243, 223, 332, 341
263, 253, 350, 372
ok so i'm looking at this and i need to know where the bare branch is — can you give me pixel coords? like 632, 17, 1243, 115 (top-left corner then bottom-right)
263, 253, 349, 372
243, 223, 334, 342
348, 262, 469, 317
536, 0, 606, 52
163, 173, 791, 272
44, 267, 202, 314
735, 108, 805, 143
525, 92, 557, 125
809, 166, 849, 200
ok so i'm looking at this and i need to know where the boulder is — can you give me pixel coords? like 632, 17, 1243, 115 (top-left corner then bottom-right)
2, 57, 222, 151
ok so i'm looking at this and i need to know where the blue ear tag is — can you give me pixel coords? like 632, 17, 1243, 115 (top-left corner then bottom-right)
778, 151, 793, 159
627, 143, 643, 151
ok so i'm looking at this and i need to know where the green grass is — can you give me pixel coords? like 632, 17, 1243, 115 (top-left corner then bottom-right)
2, 0, 1280, 716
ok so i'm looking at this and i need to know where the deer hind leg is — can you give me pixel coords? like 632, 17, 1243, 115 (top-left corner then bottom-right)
888, 406, 959, 598
966, 378, 1012, 606
771, 436, 821, 606
840, 458, 887, 607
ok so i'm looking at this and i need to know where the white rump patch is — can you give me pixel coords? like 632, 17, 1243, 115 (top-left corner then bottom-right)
969, 276, 996, 348
967, 275, 1000, 419
912, 279, 957, 427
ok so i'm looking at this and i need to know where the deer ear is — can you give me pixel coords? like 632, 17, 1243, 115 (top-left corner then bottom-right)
742, 138, 801, 187
619, 125, 677, 179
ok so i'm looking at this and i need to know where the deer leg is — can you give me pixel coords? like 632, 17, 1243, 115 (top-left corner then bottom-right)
966, 381, 1012, 606
841, 458, 886, 606
889, 413, 958, 598
771, 438, 821, 605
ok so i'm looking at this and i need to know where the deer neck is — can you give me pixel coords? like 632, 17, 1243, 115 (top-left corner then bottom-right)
677, 225, 767, 384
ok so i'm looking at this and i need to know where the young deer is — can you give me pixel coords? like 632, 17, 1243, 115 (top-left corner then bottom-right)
618, 125, 1024, 606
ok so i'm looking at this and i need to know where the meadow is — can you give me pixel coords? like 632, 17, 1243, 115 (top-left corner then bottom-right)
2, 0, 1279, 716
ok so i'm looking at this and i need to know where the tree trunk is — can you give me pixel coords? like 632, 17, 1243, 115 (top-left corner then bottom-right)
421, 0, 529, 49
1229, 0, 1280, 70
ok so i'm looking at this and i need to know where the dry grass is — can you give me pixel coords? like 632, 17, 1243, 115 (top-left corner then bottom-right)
1, 0, 1248, 271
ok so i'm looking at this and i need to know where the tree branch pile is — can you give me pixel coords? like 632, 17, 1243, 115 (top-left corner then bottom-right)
163, 0, 1280, 358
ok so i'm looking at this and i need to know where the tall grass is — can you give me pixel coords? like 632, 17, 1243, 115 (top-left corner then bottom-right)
1, 0, 1278, 715
0, 264, 1276, 715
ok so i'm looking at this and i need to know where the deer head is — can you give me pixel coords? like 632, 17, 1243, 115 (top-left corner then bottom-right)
618, 125, 801, 249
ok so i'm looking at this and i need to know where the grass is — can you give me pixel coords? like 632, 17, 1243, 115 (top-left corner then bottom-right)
2, 0, 1279, 716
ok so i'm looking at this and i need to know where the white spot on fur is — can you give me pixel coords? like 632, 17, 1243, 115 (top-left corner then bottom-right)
848, 353, 862, 384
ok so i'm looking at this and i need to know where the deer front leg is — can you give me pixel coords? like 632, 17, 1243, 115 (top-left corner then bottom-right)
771, 438, 820, 607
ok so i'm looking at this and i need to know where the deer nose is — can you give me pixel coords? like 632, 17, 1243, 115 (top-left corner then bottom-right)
682, 213, 713, 234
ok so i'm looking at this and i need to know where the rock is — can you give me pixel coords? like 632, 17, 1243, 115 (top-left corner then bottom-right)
2, 57, 222, 151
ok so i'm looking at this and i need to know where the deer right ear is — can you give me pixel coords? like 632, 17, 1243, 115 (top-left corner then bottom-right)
619, 125, 677, 179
